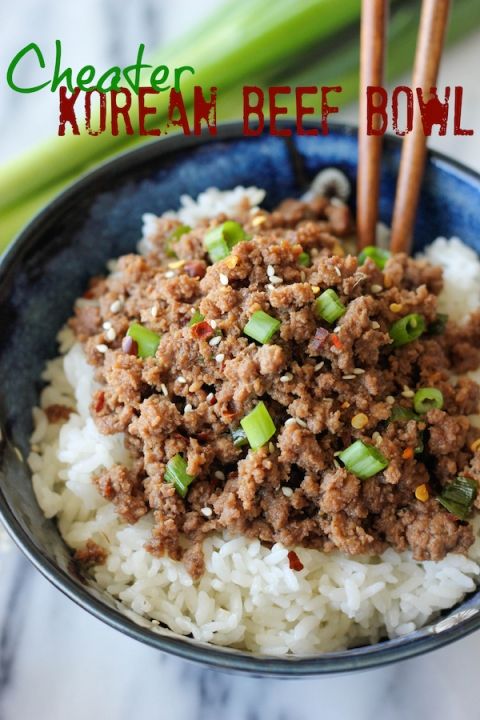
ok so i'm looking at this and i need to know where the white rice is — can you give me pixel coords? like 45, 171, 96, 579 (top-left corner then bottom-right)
28, 186, 480, 656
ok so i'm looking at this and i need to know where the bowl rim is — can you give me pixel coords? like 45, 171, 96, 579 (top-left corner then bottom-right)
2, 120, 480, 676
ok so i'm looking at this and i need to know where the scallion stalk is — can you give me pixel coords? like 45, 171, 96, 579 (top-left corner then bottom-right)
338, 440, 388, 479
127, 322, 161, 358
240, 401, 276, 450
166, 224, 191, 257
243, 310, 281, 344
437, 476, 477, 520
204, 221, 246, 263
358, 246, 391, 270
164, 454, 196, 498
413, 387, 444, 414
314, 289, 346, 324
299, 251, 311, 267
389, 314, 425, 348
189, 310, 205, 327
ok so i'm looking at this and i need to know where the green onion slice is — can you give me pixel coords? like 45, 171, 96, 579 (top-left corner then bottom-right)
389, 313, 425, 347
204, 221, 247, 263
231, 427, 248, 447
298, 251, 311, 267
437, 476, 477, 520
427, 313, 449, 336
166, 224, 191, 257
390, 406, 420, 422
127, 323, 161, 359
413, 387, 444, 414
189, 310, 205, 327
357, 246, 391, 270
240, 401, 276, 450
314, 289, 346, 324
338, 440, 389, 479
164, 454, 196, 498
243, 310, 281, 344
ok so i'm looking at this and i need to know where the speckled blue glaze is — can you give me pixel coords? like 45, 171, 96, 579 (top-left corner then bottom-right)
1, 122, 480, 677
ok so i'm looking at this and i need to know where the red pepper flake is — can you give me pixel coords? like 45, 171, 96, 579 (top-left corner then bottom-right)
311, 327, 329, 352
191, 321, 214, 341
184, 260, 206, 279
121, 336, 138, 355
402, 447, 414, 460
287, 550, 304, 571
94, 391, 105, 413
331, 333, 343, 350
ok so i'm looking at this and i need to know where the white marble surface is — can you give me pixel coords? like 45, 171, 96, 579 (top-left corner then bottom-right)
2, 2, 480, 719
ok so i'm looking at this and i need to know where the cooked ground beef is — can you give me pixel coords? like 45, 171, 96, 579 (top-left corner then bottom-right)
69, 194, 480, 578
73, 540, 107, 568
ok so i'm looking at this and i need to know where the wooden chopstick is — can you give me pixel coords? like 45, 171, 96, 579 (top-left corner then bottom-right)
390, 0, 451, 254
357, 0, 388, 250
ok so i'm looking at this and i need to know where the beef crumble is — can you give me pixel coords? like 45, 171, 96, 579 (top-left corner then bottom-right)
69, 193, 480, 578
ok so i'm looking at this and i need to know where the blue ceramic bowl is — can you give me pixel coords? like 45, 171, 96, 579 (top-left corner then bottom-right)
1, 122, 480, 676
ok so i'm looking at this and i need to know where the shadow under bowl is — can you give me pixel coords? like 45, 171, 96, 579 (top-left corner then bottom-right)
1, 122, 480, 676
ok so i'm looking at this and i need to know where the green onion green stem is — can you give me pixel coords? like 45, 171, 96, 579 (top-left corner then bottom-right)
240, 401, 276, 450
127, 322, 161, 358
314, 289, 346, 324
339, 440, 388, 479
204, 221, 246, 263
358, 246, 391, 270
413, 387, 444, 414
437, 476, 477, 520
164, 454, 196, 498
389, 314, 425, 348
243, 310, 281, 344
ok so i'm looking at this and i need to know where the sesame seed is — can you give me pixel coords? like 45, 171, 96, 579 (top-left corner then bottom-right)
102, 321, 112, 330
252, 214, 267, 226
184, 403, 193, 414
215, 353, 225, 363
177, 376, 187, 384
342, 374, 355, 380
270, 276, 283, 285
281, 486, 293, 497
311, 286, 320, 294
267, 264, 275, 277
165, 270, 175, 279
219, 273, 229, 286
96, 344, 108, 353
300, 271, 306, 282
161, 384, 168, 396
110, 300, 122, 313
151, 305, 158, 317
334, 266, 342, 277
315, 361, 325, 371
225, 256, 238, 269
209, 335, 222, 347
296, 418, 308, 428
353, 368, 365, 375
214, 470, 225, 481
471, 438, 480, 453
371, 284, 383, 294
371, 321, 380, 329
106, 328, 116, 341
209, 320, 217, 329
201, 506, 213, 517
372, 432, 382, 444
386, 395, 395, 405
280, 373, 293, 382
206, 392, 214, 403
190, 307, 196, 314
333, 325, 341, 333
168, 259, 185, 269
285, 418, 297, 427
265, 283, 274, 292
402, 386, 414, 398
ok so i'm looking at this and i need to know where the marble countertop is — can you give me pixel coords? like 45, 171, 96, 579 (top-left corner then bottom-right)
2, 2, 480, 718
